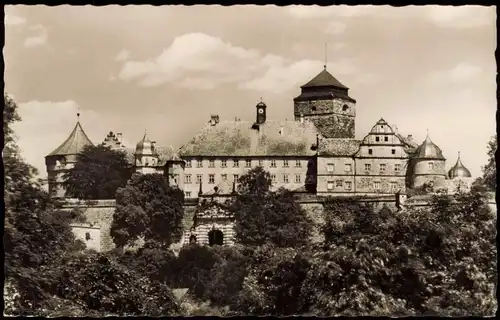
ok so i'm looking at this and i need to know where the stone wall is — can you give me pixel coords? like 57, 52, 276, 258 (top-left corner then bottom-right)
63, 192, 496, 252
62, 199, 116, 252
71, 223, 101, 251
294, 99, 355, 138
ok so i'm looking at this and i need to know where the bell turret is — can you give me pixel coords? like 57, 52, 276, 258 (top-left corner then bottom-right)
134, 130, 159, 174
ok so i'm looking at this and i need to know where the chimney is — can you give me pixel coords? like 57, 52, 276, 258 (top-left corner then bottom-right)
300, 113, 304, 123
279, 126, 284, 136
209, 115, 219, 126
407, 135, 413, 142
116, 133, 123, 143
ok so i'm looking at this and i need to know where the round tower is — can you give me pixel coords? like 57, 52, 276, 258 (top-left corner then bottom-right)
411, 132, 447, 190
45, 113, 94, 198
134, 131, 159, 174
166, 153, 185, 190
447, 151, 473, 193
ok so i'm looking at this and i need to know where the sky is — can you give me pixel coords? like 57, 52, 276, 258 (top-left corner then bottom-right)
5, 5, 497, 179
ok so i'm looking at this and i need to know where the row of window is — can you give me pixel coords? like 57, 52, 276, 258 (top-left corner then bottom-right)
367, 148, 397, 155
375, 136, 390, 142
185, 173, 303, 184
326, 180, 399, 191
185, 159, 303, 169
326, 163, 403, 173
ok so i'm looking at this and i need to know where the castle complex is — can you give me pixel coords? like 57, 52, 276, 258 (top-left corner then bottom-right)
45, 67, 474, 248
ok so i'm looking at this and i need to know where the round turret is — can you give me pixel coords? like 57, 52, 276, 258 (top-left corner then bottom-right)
410, 133, 447, 190
448, 152, 472, 179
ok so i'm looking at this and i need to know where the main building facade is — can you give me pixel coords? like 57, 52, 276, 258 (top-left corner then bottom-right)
45, 67, 474, 247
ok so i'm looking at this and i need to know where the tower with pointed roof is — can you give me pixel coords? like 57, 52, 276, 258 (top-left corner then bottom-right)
447, 151, 473, 193
293, 66, 356, 139
410, 132, 447, 190
45, 113, 94, 198
134, 131, 159, 174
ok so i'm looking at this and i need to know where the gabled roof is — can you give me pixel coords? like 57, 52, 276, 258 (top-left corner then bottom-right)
178, 120, 319, 157
301, 68, 348, 89
47, 121, 94, 157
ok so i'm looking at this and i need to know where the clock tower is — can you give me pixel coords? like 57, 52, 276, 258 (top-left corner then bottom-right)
256, 100, 267, 124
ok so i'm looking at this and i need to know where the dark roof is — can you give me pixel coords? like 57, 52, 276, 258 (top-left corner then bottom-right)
47, 121, 94, 157
414, 135, 446, 160
448, 152, 472, 178
302, 68, 348, 90
293, 90, 356, 103
318, 138, 361, 156
178, 120, 319, 157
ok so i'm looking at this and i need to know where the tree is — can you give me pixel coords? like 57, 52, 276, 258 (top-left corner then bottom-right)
63, 144, 133, 200
233, 245, 312, 316
56, 250, 180, 316
477, 134, 496, 191
4, 94, 84, 315
110, 173, 185, 249
312, 191, 497, 316
231, 167, 313, 247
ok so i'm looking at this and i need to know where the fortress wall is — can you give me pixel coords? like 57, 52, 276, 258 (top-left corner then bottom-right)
62, 192, 496, 252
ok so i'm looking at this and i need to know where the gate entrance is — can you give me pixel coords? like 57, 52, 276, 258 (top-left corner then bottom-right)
208, 229, 224, 246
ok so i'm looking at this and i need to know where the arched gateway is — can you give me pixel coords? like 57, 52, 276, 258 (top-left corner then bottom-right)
208, 229, 224, 246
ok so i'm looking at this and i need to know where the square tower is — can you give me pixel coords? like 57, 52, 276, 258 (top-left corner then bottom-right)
293, 67, 356, 139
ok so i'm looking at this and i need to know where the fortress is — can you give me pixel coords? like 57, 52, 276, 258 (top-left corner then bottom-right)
45, 67, 475, 250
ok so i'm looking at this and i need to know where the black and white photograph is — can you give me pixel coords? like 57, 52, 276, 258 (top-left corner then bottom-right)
3, 4, 497, 317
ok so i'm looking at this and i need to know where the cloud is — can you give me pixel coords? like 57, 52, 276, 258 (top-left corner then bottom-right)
426, 62, 482, 85
5, 13, 26, 26
115, 49, 131, 61
425, 5, 496, 28
117, 32, 356, 93
24, 25, 48, 47
240, 58, 355, 94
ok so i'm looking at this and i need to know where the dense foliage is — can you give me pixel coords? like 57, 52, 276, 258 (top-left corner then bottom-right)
231, 166, 313, 247
3, 95, 180, 317
4, 94, 84, 315
56, 251, 180, 316
478, 134, 497, 191
110, 173, 185, 248
63, 144, 133, 199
